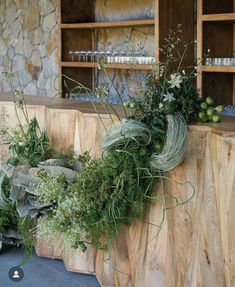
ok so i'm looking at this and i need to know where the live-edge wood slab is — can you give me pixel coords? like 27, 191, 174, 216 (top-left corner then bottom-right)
0, 94, 235, 287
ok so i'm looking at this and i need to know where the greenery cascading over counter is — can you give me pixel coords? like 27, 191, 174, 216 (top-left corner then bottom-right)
0, 28, 224, 256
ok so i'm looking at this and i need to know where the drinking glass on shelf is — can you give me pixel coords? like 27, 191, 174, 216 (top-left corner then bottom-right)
119, 52, 127, 64
79, 51, 85, 62
138, 56, 145, 64
93, 51, 99, 62
97, 51, 106, 62
87, 51, 93, 62
205, 57, 213, 66
106, 51, 113, 63
69, 50, 75, 61
75, 51, 81, 62
112, 52, 119, 64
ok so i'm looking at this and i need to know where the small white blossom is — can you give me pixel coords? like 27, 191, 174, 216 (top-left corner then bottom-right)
168, 73, 183, 89
163, 92, 175, 102
159, 103, 164, 109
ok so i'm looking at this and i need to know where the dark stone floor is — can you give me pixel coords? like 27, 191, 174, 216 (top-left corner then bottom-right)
0, 246, 100, 287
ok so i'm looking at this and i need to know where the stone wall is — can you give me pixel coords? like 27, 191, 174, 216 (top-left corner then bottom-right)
0, 0, 58, 97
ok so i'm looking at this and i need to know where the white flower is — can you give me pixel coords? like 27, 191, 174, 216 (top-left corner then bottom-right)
163, 92, 175, 102
168, 73, 183, 89
159, 103, 164, 109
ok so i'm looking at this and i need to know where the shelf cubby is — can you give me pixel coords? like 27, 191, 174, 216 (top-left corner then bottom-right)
61, 30, 94, 62
61, 67, 94, 97
197, 0, 235, 105
202, 0, 233, 15
61, 0, 95, 23
202, 72, 233, 105
203, 22, 233, 58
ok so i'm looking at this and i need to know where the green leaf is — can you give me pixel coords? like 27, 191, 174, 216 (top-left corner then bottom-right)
0, 172, 11, 210
7, 157, 19, 166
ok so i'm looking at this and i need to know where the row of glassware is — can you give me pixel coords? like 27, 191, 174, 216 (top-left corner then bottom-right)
69, 50, 155, 65
204, 58, 235, 66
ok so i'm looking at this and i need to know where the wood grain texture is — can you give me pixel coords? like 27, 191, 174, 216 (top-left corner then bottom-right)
61, 19, 155, 29
201, 66, 235, 73
1, 101, 235, 286
61, 62, 152, 70
1, 93, 235, 137
202, 13, 235, 22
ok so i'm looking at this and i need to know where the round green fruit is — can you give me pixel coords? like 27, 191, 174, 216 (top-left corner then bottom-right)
129, 102, 136, 109
198, 111, 206, 120
215, 105, 224, 113
200, 102, 208, 110
212, 114, 221, 123
206, 108, 213, 116
205, 96, 214, 106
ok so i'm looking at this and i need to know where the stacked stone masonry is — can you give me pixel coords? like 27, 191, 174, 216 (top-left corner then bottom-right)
0, 0, 58, 97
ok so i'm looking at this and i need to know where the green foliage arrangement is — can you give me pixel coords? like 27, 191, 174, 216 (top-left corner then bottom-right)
37, 147, 155, 251
0, 28, 224, 257
36, 28, 203, 252
0, 72, 53, 257
1, 72, 52, 167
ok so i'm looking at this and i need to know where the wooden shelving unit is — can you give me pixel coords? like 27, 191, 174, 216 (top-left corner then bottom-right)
59, 0, 194, 99
197, 0, 235, 105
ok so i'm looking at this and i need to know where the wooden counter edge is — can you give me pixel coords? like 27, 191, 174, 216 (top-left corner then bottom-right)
0, 93, 235, 137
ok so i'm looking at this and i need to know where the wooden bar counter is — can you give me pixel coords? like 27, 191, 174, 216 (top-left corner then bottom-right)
0, 93, 235, 287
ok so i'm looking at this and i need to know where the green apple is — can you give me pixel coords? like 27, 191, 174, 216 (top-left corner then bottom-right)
198, 111, 206, 120
212, 114, 221, 123
129, 101, 136, 109
214, 105, 224, 113
200, 102, 208, 110
205, 96, 214, 106
206, 108, 213, 116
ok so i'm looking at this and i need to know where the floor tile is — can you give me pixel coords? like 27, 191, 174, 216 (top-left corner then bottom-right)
0, 246, 100, 287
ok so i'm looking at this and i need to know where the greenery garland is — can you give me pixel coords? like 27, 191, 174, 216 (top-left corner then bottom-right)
0, 28, 225, 257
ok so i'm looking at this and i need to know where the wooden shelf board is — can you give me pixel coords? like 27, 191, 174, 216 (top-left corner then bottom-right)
201, 65, 235, 73
61, 61, 152, 70
202, 13, 235, 22
61, 19, 155, 29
